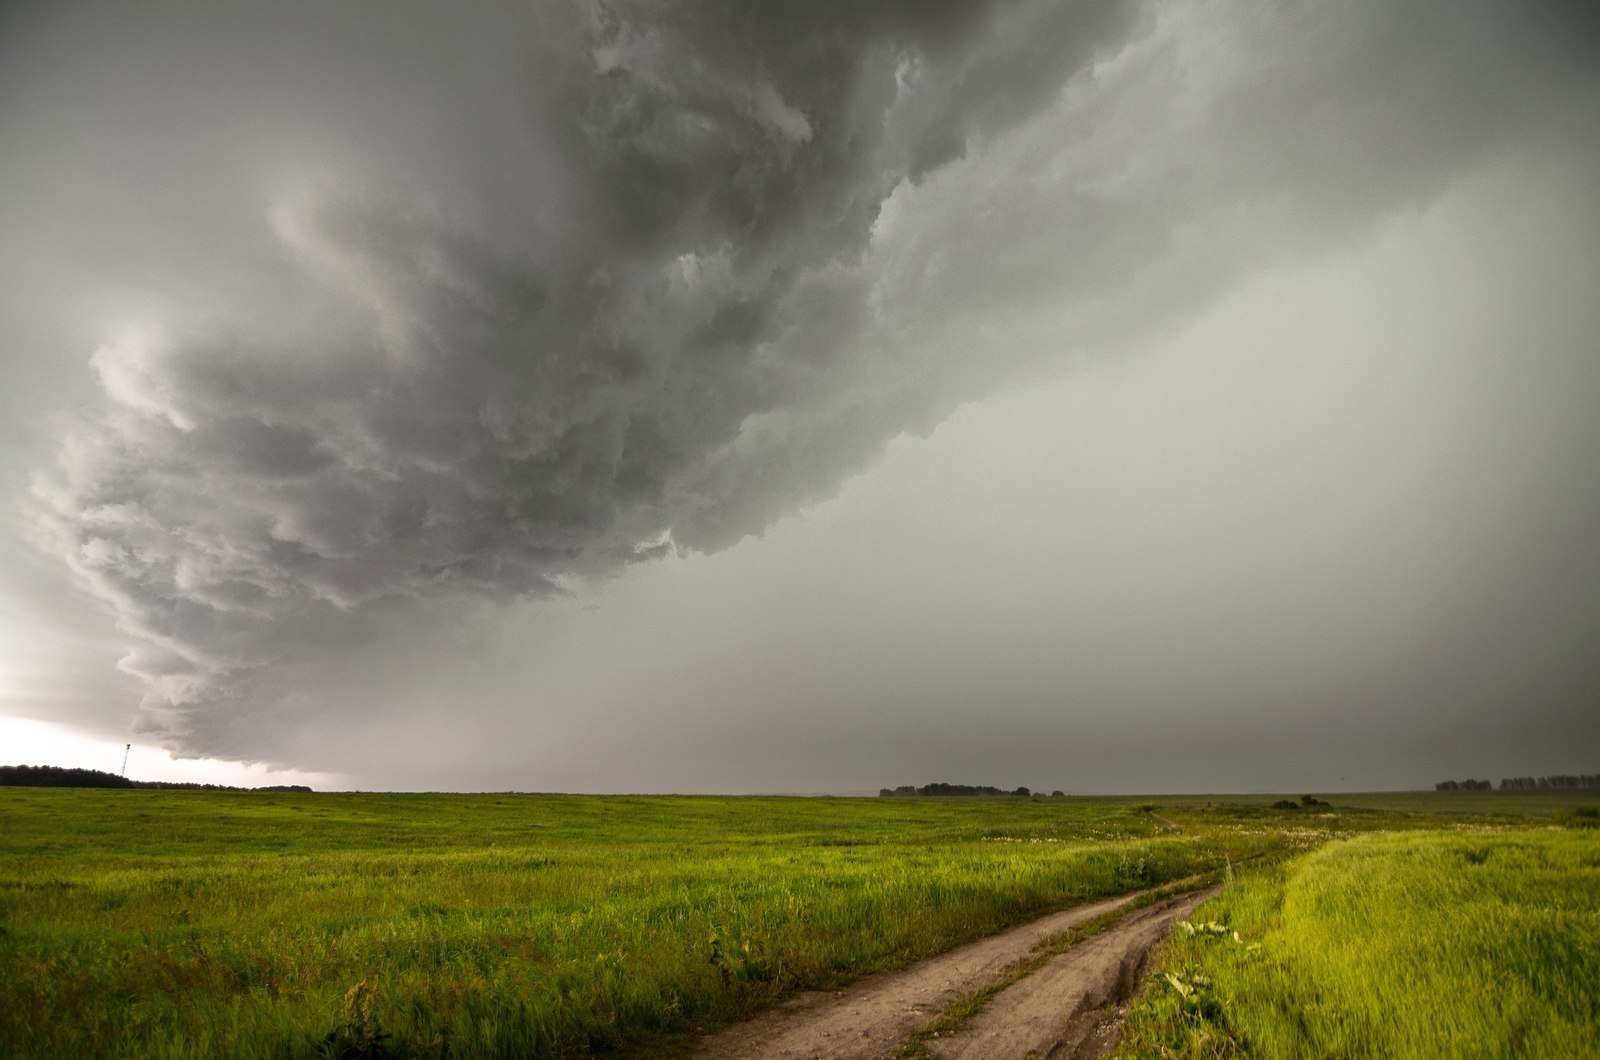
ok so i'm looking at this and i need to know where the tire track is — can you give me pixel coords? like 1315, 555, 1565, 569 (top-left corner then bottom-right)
925, 886, 1217, 1059
686, 885, 1214, 1060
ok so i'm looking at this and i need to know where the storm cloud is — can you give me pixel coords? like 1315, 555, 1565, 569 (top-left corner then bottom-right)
13, 0, 1600, 765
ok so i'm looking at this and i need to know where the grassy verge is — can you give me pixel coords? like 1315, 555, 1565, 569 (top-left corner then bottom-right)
1113, 827, 1600, 1058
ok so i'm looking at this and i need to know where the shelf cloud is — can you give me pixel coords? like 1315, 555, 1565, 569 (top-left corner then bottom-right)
17, 0, 1599, 765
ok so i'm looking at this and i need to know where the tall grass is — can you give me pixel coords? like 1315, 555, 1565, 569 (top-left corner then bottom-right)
1115, 828, 1600, 1058
1, 790, 1284, 1058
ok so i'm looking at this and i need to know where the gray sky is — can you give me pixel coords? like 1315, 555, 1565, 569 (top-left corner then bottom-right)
2, 0, 1597, 793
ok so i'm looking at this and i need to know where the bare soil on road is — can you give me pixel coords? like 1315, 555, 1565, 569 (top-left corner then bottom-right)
687, 885, 1216, 1060
927, 887, 1216, 1059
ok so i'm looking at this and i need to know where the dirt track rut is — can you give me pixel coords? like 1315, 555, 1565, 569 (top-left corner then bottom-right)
688, 885, 1214, 1060
927, 887, 1217, 1059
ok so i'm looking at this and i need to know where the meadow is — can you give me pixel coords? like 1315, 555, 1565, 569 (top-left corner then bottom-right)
0, 788, 1594, 1057
1114, 819, 1600, 1057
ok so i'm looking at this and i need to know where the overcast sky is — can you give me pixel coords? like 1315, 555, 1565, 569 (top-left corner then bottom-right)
2, 0, 1597, 793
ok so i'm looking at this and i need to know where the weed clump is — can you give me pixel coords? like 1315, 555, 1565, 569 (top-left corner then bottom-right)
321, 980, 392, 1059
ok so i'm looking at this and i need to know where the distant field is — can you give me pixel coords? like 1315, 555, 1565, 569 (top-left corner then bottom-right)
0, 789, 1592, 1058
1325, 788, 1600, 818
1069, 788, 1600, 819
1115, 825, 1600, 1058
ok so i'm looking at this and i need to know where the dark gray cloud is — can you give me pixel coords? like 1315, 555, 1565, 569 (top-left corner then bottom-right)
13, 0, 1600, 764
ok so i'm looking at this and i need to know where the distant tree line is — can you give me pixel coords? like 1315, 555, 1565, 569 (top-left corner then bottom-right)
1495, 774, 1600, 791
0, 764, 311, 792
1436, 774, 1599, 792
879, 783, 1066, 798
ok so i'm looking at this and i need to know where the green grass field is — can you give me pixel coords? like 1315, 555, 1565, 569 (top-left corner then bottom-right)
1, 788, 1595, 1058
1114, 823, 1600, 1058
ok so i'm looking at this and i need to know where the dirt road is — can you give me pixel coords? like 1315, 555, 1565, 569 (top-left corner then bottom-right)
688, 885, 1216, 1060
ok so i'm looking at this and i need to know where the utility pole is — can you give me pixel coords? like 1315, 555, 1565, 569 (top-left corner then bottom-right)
121, 743, 130, 778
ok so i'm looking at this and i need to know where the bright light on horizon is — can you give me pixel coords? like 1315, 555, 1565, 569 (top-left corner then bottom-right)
0, 715, 343, 789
